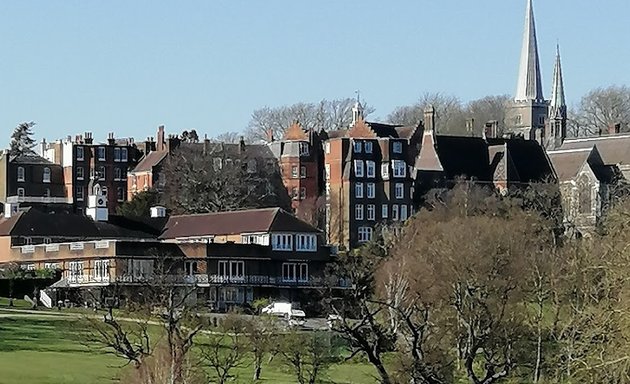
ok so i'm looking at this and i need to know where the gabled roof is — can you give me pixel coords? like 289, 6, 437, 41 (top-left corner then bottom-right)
159, 207, 319, 240
10, 153, 56, 165
0, 208, 158, 239
547, 148, 592, 182
558, 134, 630, 166
131, 150, 168, 173
326, 121, 414, 140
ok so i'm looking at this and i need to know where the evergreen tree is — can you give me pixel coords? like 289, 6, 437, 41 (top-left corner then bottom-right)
9, 122, 36, 157
117, 189, 161, 219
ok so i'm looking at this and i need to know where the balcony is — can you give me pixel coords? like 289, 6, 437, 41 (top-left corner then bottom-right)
7, 196, 73, 204
206, 274, 352, 288
67, 275, 111, 285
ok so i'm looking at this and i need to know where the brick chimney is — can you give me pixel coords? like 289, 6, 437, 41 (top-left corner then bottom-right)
156, 125, 165, 151
608, 122, 622, 135
484, 120, 499, 140
84, 132, 93, 145
107, 132, 115, 146
266, 129, 274, 143
465, 118, 474, 136
423, 106, 436, 133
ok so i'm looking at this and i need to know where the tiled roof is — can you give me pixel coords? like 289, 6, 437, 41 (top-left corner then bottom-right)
159, 207, 319, 240
10, 153, 55, 165
131, 150, 168, 173
547, 149, 591, 182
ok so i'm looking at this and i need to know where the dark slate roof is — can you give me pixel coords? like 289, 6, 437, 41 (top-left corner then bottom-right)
502, 139, 555, 182
159, 207, 319, 240
10, 153, 55, 165
433, 136, 492, 180
547, 149, 591, 182
0, 208, 157, 239
132, 150, 168, 173
368, 123, 402, 138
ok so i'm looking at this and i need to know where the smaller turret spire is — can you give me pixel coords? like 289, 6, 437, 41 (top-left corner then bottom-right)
351, 90, 364, 127
549, 44, 566, 119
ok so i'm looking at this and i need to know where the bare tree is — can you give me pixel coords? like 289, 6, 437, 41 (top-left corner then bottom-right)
465, 95, 510, 136
212, 131, 243, 144
161, 145, 290, 214
244, 315, 277, 381
387, 92, 465, 134
276, 330, 341, 384
574, 85, 630, 135
245, 98, 375, 142
199, 313, 249, 384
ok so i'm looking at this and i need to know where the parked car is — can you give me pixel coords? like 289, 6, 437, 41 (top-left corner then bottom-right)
261, 302, 306, 326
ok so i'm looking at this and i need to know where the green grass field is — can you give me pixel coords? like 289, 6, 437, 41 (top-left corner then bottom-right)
0, 307, 378, 384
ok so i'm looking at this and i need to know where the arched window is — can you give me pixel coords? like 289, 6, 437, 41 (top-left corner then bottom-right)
43, 167, 51, 183
578, 175, 591, 214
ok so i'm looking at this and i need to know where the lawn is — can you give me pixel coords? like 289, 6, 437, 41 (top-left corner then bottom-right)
0, 314, 379, 383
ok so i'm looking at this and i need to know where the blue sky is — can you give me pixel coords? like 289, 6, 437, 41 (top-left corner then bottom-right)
1, 0, 629, 146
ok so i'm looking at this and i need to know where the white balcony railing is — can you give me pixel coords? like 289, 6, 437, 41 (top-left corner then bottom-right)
7, 196, 73, 204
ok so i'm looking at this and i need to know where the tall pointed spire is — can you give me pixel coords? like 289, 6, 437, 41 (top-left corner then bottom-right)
351, 90, 364, 127
515, 0, 544, 102
549, 44, 566, 118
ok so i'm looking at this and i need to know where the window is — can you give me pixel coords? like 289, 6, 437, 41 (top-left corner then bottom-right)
44, 262, 59, 270
365, 141, 373, 153
354, 160, 364, 177
300, 187, 306, 199
184, 261, 198, 276
76, 146, 84, 161
114, 167, 122, 180
99, 166, 106, 180
93, 260, 110, 281
291, 165, 298, 178
282, 263, 308, 282
367, 183, 375, 198
17, 167, 25, 182
538, 115, 546, 125
300, 166, 306, 178
272, 234, 293, 251
325, 164, 330, 180
393, 141, 403, 153
353, 141, 362, 153
296, 234, 317, 252
355, 204, 364, 220
121, 148, 128, 162
45, 188, 51, 197
299, 142, 309, 156
218, 260, 244, 280
213, 157, 223, 170
355, 183, 364, 198
241, 234, 269, 245
76, 166, 84, 180
114, 148, 121, 162
68, 261, 84, 282
515, 115, 522, 125
381, 163, 389, 179
392, 205, 399, 221
366, 161, 376, 178
97, 147, 106, 161
44, 237, 52, 244
395, 183, 404, 199
367, 204, 375, 221
43, 167, 51, 183
76, 186, 84, 201
23, 237, 33, 245
578, 176, 591, 214
358, 227, 373, 243
291, 187, 299, 200
325, 182, 331, 196
117, 187, 124, 202
401, 205, 408, 221
17, 188, 25, 197
382, 204, 388, 219
324, 142, 331, 154
393, 160, 406, 178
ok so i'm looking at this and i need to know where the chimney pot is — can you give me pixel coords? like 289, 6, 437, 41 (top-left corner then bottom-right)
423, 106, 436, 133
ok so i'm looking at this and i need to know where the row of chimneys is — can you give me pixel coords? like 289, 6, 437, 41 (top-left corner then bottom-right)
66, 132, 134, 146
422, 106, 500, 140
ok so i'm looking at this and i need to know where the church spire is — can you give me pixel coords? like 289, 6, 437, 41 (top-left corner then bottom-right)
515, 0, 544, 102
549, 44, 566, 119
351, 90, 364, 127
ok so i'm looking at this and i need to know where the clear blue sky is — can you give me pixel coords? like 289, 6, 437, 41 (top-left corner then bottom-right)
1, 0, 629, 146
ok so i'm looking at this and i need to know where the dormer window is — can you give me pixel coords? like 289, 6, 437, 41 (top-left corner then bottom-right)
17, 167, 25, 182
43, 167, 51, 183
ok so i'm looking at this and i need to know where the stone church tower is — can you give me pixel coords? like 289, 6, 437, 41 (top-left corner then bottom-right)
506, 0, 549, 142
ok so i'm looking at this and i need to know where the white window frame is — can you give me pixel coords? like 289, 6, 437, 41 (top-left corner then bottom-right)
93, 260, 110, 282
282, 263, 308, 283
353, 141, 362, 153
17, 187, 25, 197
114, 167, 122, 181
365, 141, 373, 153
69, 261, 84, 283
354, 160, 364, 178
324, 142, 331, 154
393, 141, 403, 154
325, 164, 330, 180
272, 234, 293, 251
381, 163, 389, 179
393, 160, 407, 178
392, 205, 399, 221
76, 186, 84, 201
296, 234, 317, 252
367, 183, 375, 198
76, 146, 84, 161
184, 261, 198, 276
382, 204, 388, 219
97, 147, 106, 161
355, 182, 364, 198
99, 165, 106, 180
355, 204, 364, 220
43, 167, 51, 183
395, 183, 404, 199
291, 165, 298, 179
114, 147, 121, 162
358, 227, 373, 243
45, 188, 51, 197
76, 166, 84, 180
218, 260, 245, 280
366, 160, 376, 178
17, 167, 25, 182
299, 142, 309, 156
367, 204, 375, 221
